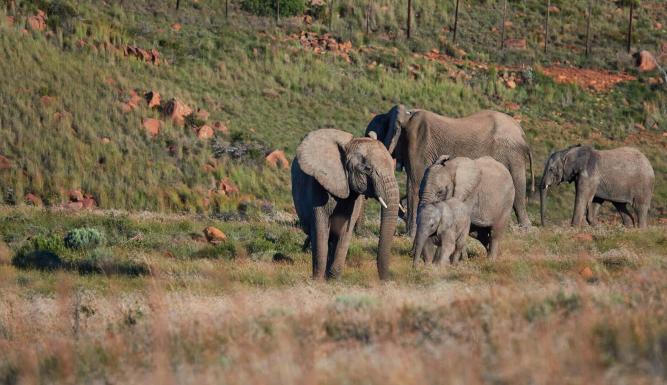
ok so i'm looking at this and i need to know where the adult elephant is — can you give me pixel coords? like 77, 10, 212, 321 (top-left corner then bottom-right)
365, 105, 534, 237
292, 129, 399, 280
540, 145, 654, 228
418, 155, 515, 259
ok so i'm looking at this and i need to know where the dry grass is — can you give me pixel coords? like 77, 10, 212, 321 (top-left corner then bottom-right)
0, 207, 666, 384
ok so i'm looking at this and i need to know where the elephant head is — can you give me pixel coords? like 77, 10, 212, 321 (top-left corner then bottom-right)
364, 105, 412, 158
296, 129, 399, 279
419, 155, 482, 206
540, 145, 597, 225
411, 202, 441, 266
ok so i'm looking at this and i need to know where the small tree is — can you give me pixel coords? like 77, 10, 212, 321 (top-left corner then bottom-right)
452, 0, 460, 43
176, 0, 181, 10
616, 0, 640, 53
406, 0, 412, 39
544, 0, 550, 53
500, 0, 508, 49
585, 0, 594, 56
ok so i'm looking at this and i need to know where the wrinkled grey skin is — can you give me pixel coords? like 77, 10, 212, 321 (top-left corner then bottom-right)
412, 198, 471, 267
540, 145, 654, 228
419, 156, 515, 259
292, 129, 399, 280
365, 105, 533, 238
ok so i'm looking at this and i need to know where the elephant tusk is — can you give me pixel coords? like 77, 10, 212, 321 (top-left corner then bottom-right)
399, 203, 406, 213
378, 197, 388, 209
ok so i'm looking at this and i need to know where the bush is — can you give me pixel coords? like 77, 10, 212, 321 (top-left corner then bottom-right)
64, 228, 104, 250
12, 235, 65, 270
241, 0, 305, 17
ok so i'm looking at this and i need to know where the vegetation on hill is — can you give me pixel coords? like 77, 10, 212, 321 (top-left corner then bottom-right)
0, 0, 665, 221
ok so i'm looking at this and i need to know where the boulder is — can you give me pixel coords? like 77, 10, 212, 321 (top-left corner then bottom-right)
196, 108, 210, 122
203, 226, 227, 244
101, 137, 111, 144
25, 193, 43, 207
218, 178, 239, 196
65, 201, 84, 210
265, 150, 290, 169
579, 266, 594, 281
171, 23, 182, 32
144, 90, 161, 108
547, 5, 560, 13
162, 98, 193, 126
0, 155, 11, 170
504, 39, 526, 50
197, 125, 214, 139
213, 121, 229, 134
68, 189, 83, 202
82, 196, 97, 209
202, 163, 216, 173
142, 118, 162, 137
635, 50, 658, 72
27, 11, 47, 32
503, 20, 513, 29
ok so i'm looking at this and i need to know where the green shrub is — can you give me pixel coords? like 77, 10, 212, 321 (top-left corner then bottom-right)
12, 235, 65, 270
241, 0, 305, 17
64, 228, 104, 250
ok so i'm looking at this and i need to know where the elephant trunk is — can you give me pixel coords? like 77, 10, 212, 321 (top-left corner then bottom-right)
540, 185, 549, 226
411, 230, 428, 267
375, 173, 399, 280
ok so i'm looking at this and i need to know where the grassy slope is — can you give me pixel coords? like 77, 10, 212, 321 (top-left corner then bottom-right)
0, 0, 665, 221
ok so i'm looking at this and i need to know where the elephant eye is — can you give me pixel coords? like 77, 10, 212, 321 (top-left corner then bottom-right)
361, 164, 373, 175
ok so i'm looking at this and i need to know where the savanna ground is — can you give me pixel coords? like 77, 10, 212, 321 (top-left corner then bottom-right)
1, 0, 667, 384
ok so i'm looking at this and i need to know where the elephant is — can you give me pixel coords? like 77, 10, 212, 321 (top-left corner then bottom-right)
411, 198, 471, 267
365, 105, 534, 238
291, 129, 399, 280
540, 145, 654, 228
419, 155, 515, 259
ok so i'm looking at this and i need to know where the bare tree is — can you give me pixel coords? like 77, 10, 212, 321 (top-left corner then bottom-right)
176, 0, 180, 10
407, 0, 412, 39
452, 0, 460, 43
585, 0, 594, 56
544, 0, 550, 53
500, 0, 508, 49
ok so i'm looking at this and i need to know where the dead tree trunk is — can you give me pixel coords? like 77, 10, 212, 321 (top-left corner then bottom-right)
544, 0, 550, 53
452, 0, 460, 43
225, 0, 229, 19
585, 0, 592, 56
366, 0, 372, 35
500, 0, 508, 49
176, 0, 181, 10
407, 0, 412, 39
626, 2, 634, 53
329, 0, 334, 30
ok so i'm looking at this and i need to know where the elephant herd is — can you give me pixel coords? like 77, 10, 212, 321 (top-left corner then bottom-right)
291, 105, 656, 280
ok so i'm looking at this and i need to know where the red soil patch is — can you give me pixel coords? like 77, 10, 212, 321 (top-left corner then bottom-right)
540, 66, 636, 91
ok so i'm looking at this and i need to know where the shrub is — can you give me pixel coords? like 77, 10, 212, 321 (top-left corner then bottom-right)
12, 235, 65, 270
241, 0, 305, 17
64, 228, 104, 250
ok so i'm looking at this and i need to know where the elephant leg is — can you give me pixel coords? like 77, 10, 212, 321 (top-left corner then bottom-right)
455, 234, 467, 262
406, 157, 426, 239
635, 201, 650, 229
612, 202, 635, 228
439, 241, 455, 265
509, 161, 532, 228
328, 197, 362, 279
572, 179, 596, 227
586, 198, 604, 226
423, 240, 436, 264
312, 207, 330, 280
353, 198, 366, 235
488, 212, 509, 259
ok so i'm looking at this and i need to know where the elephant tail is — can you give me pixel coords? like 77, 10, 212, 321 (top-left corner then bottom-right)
528, 147, 535, 193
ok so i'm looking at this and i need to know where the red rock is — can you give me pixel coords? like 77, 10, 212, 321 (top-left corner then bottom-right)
573, 232, 593, 242
196, 108, 210, 122
65, 201, 84, 210
504, 39, 526, 50
548, 5, 560, 13
120, 102, 134, 113
197, 125, 214, 139
504, 102, 520, 111
25, 193, 43, 207
128, 90, 142, 108
202, 163, 216, 173
636, 50, 658, 72
162, 98, 193, 126
213, 121, 229, 134
503, 20, 513, 28
218, 178, 239, 196
203, 226, 226, 244
68, 190, 83, 202
171, 23, 182, 32
101, 137, 111, 144
40, 95, 54, 107
265, 150, 290, 169
150, 48, 160, 65
0, 155, 11, 170
144, 90, 161, 108
505, 79, 517, 89
579, 266, 594, 280
27, 13, 46, 32
655, 22, 663, 30
82, 197, 97, 209
142, 118, 161, 137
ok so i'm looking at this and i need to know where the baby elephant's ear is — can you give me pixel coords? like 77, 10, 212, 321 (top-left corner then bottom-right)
434, 155, 451, 166
296, 129, 353, 199
453, 159, 482, 202
367, 131, 378, 140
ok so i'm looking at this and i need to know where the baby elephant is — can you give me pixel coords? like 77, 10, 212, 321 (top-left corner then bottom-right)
540, 145, 655, 228
412, 198, 471, 266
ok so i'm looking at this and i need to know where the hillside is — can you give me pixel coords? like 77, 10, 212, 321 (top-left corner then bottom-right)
0, 0, 665, 221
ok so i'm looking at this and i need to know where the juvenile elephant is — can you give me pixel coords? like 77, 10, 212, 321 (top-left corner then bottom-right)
420, 156, 515, 259
291, 129, 399, 280
411, 198, 471, 266
540, 145, 654, 228
365, 105, 534, 237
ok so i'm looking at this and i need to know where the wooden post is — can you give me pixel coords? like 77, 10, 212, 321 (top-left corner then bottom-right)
544, 0, 550, 53
452, 0, 460, 43
626, 1, 634, 53
500, 0, 507, 49
585, 0, 592, 56
407, 0, 412, 39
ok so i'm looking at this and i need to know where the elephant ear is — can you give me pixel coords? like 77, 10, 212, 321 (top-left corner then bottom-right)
296, 129, 353, 199
453, 159, 482, 202
562, 145, 596, 180
434, 154, 451, 166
